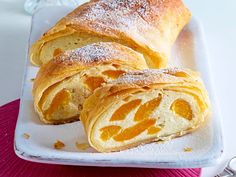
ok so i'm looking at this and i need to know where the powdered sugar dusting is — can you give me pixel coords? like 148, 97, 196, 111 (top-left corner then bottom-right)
68, 0, 163, 34
111, 68, 189, 85
54, 42, 130, 64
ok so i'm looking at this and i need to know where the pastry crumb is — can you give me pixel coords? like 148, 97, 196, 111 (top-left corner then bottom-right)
23, 133, 30, 139
184, 147, 192, 152
75, 142, 90, 150
54, 140, 65, 149
30, 78, 35, 82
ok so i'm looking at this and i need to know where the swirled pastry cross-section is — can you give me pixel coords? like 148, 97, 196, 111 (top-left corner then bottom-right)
81, 68, 210, 152
33, 42, 148, 124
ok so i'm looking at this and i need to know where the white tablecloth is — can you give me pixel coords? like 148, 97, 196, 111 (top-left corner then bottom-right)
0, 0, 236, 176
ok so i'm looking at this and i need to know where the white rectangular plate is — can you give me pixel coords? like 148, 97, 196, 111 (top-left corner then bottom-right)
14, 6, 223, 168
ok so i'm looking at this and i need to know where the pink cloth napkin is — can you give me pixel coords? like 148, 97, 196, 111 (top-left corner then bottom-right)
0, 99, 201, 177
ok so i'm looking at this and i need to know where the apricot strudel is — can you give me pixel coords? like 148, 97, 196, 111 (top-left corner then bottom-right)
81, 68, 210, 152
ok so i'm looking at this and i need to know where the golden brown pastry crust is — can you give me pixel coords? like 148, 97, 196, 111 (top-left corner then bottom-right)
33, 42, 148, 124
30, 0, 191, 67
81, 68, 210, 152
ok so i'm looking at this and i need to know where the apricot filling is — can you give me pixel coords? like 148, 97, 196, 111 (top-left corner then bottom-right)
113, 119, 156, 141
100, 125, 121, 141
165, 88, 206, 111
134, 94, 162, 121
53, 48, 63, 57
147, 126, 162, 135
110, 99, 141, 121
102, 70, 126, 79
170, 99, 193, 120
84, 76, 105, 91
112, 64, 120, 69
44, 89, 71, 117
166, 71, 189, 77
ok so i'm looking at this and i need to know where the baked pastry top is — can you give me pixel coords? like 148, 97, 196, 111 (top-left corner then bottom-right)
33, 42, 148, 124
81, 68, 210, 152
30, 0, 191, 68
